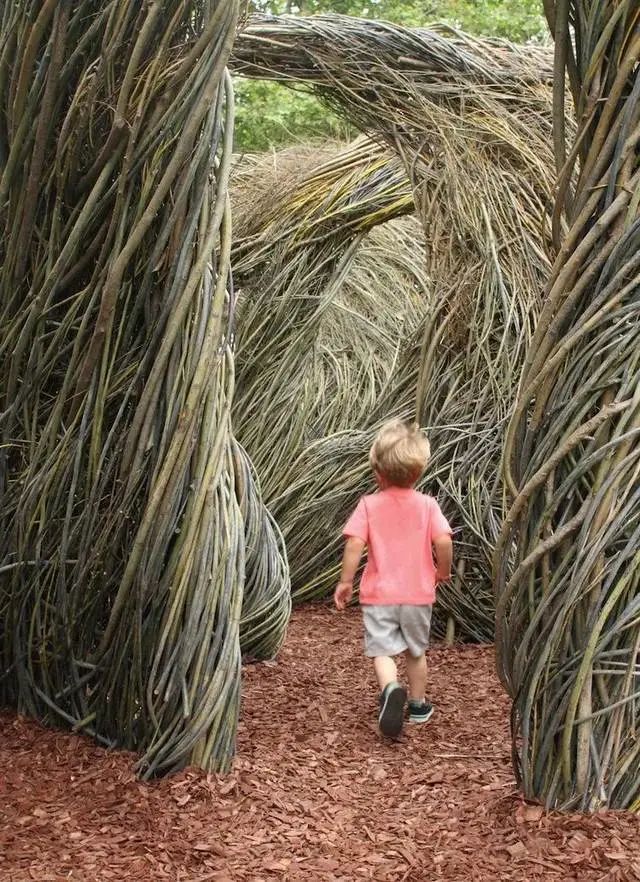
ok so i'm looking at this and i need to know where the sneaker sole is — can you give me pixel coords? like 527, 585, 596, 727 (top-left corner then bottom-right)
379, 685, 407, 738
409, 707, 434, 724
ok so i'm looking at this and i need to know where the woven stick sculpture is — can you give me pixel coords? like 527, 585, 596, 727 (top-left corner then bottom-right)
232, 136, 501, 639
232, 140, 429, 598
495, 1, 640, 808
233, 15, 557, 638
0, 0, 289, 776
232, 136, 416, 499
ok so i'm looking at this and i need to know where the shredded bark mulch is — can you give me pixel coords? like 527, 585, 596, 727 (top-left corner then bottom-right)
1, 605, 639, 881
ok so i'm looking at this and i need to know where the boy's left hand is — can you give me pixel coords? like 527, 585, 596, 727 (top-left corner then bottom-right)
334, 581, 353, 611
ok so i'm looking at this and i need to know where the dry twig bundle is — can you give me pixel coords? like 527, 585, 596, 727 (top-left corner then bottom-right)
0, 0, 289, 776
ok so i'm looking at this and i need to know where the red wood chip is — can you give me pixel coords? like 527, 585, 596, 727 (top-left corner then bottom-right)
1, 607, 639, 881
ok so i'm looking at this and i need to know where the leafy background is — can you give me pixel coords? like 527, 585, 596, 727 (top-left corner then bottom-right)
236, 0, 547, 151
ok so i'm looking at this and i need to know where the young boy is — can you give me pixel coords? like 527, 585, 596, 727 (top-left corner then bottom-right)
334, 419, 453, 738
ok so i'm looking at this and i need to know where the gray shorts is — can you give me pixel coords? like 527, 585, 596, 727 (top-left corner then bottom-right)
362, 604, 432, 658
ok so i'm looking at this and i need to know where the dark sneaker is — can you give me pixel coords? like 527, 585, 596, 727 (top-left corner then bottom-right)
378, 682, 407, 737
408, 700, 434, 724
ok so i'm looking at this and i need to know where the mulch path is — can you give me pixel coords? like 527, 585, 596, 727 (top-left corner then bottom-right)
1, 605, 640, 882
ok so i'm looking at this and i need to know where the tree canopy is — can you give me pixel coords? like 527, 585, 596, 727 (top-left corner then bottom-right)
236, 0, 547, 152
249, 0, 545, 39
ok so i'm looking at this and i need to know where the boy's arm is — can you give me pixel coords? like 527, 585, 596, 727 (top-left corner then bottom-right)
434, 535, 453, 582
334, 537, 366, 610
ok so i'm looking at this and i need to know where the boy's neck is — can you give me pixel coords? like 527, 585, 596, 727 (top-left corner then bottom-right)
375, 473, 415, 492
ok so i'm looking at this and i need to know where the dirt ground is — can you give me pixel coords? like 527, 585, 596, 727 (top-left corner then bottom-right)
1, 605, 640, 882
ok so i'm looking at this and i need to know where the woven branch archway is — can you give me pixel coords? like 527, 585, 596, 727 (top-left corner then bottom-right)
233, 14, 558, 639
235, 12, 640, 808
231, 139, 428, 603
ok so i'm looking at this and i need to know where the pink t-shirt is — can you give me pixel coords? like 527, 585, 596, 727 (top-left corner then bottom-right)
343, 488, 452, 605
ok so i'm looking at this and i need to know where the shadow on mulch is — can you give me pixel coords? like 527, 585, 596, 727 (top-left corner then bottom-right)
1, 605, 639, 881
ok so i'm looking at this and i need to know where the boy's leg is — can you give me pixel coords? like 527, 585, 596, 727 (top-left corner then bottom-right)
404, 650, 427, 704
400, 605, 434, 723
376, 660, 406, 737
373, 655, 398, 691
362, 606, 407, 737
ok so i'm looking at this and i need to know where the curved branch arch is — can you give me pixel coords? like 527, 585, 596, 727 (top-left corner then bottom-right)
233, 14, 558, 637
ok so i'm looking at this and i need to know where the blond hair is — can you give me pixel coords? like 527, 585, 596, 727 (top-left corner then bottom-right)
369, 419, 431, 488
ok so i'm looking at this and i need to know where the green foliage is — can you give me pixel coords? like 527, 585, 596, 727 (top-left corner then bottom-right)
435, 0, 546, 42
249, 0, 425, 25
234, 80, 354, 153
236, 0, 548, 152
248, 0, 547, 36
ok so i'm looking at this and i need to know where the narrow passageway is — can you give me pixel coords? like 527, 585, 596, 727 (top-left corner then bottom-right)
1, 606, 639, 881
